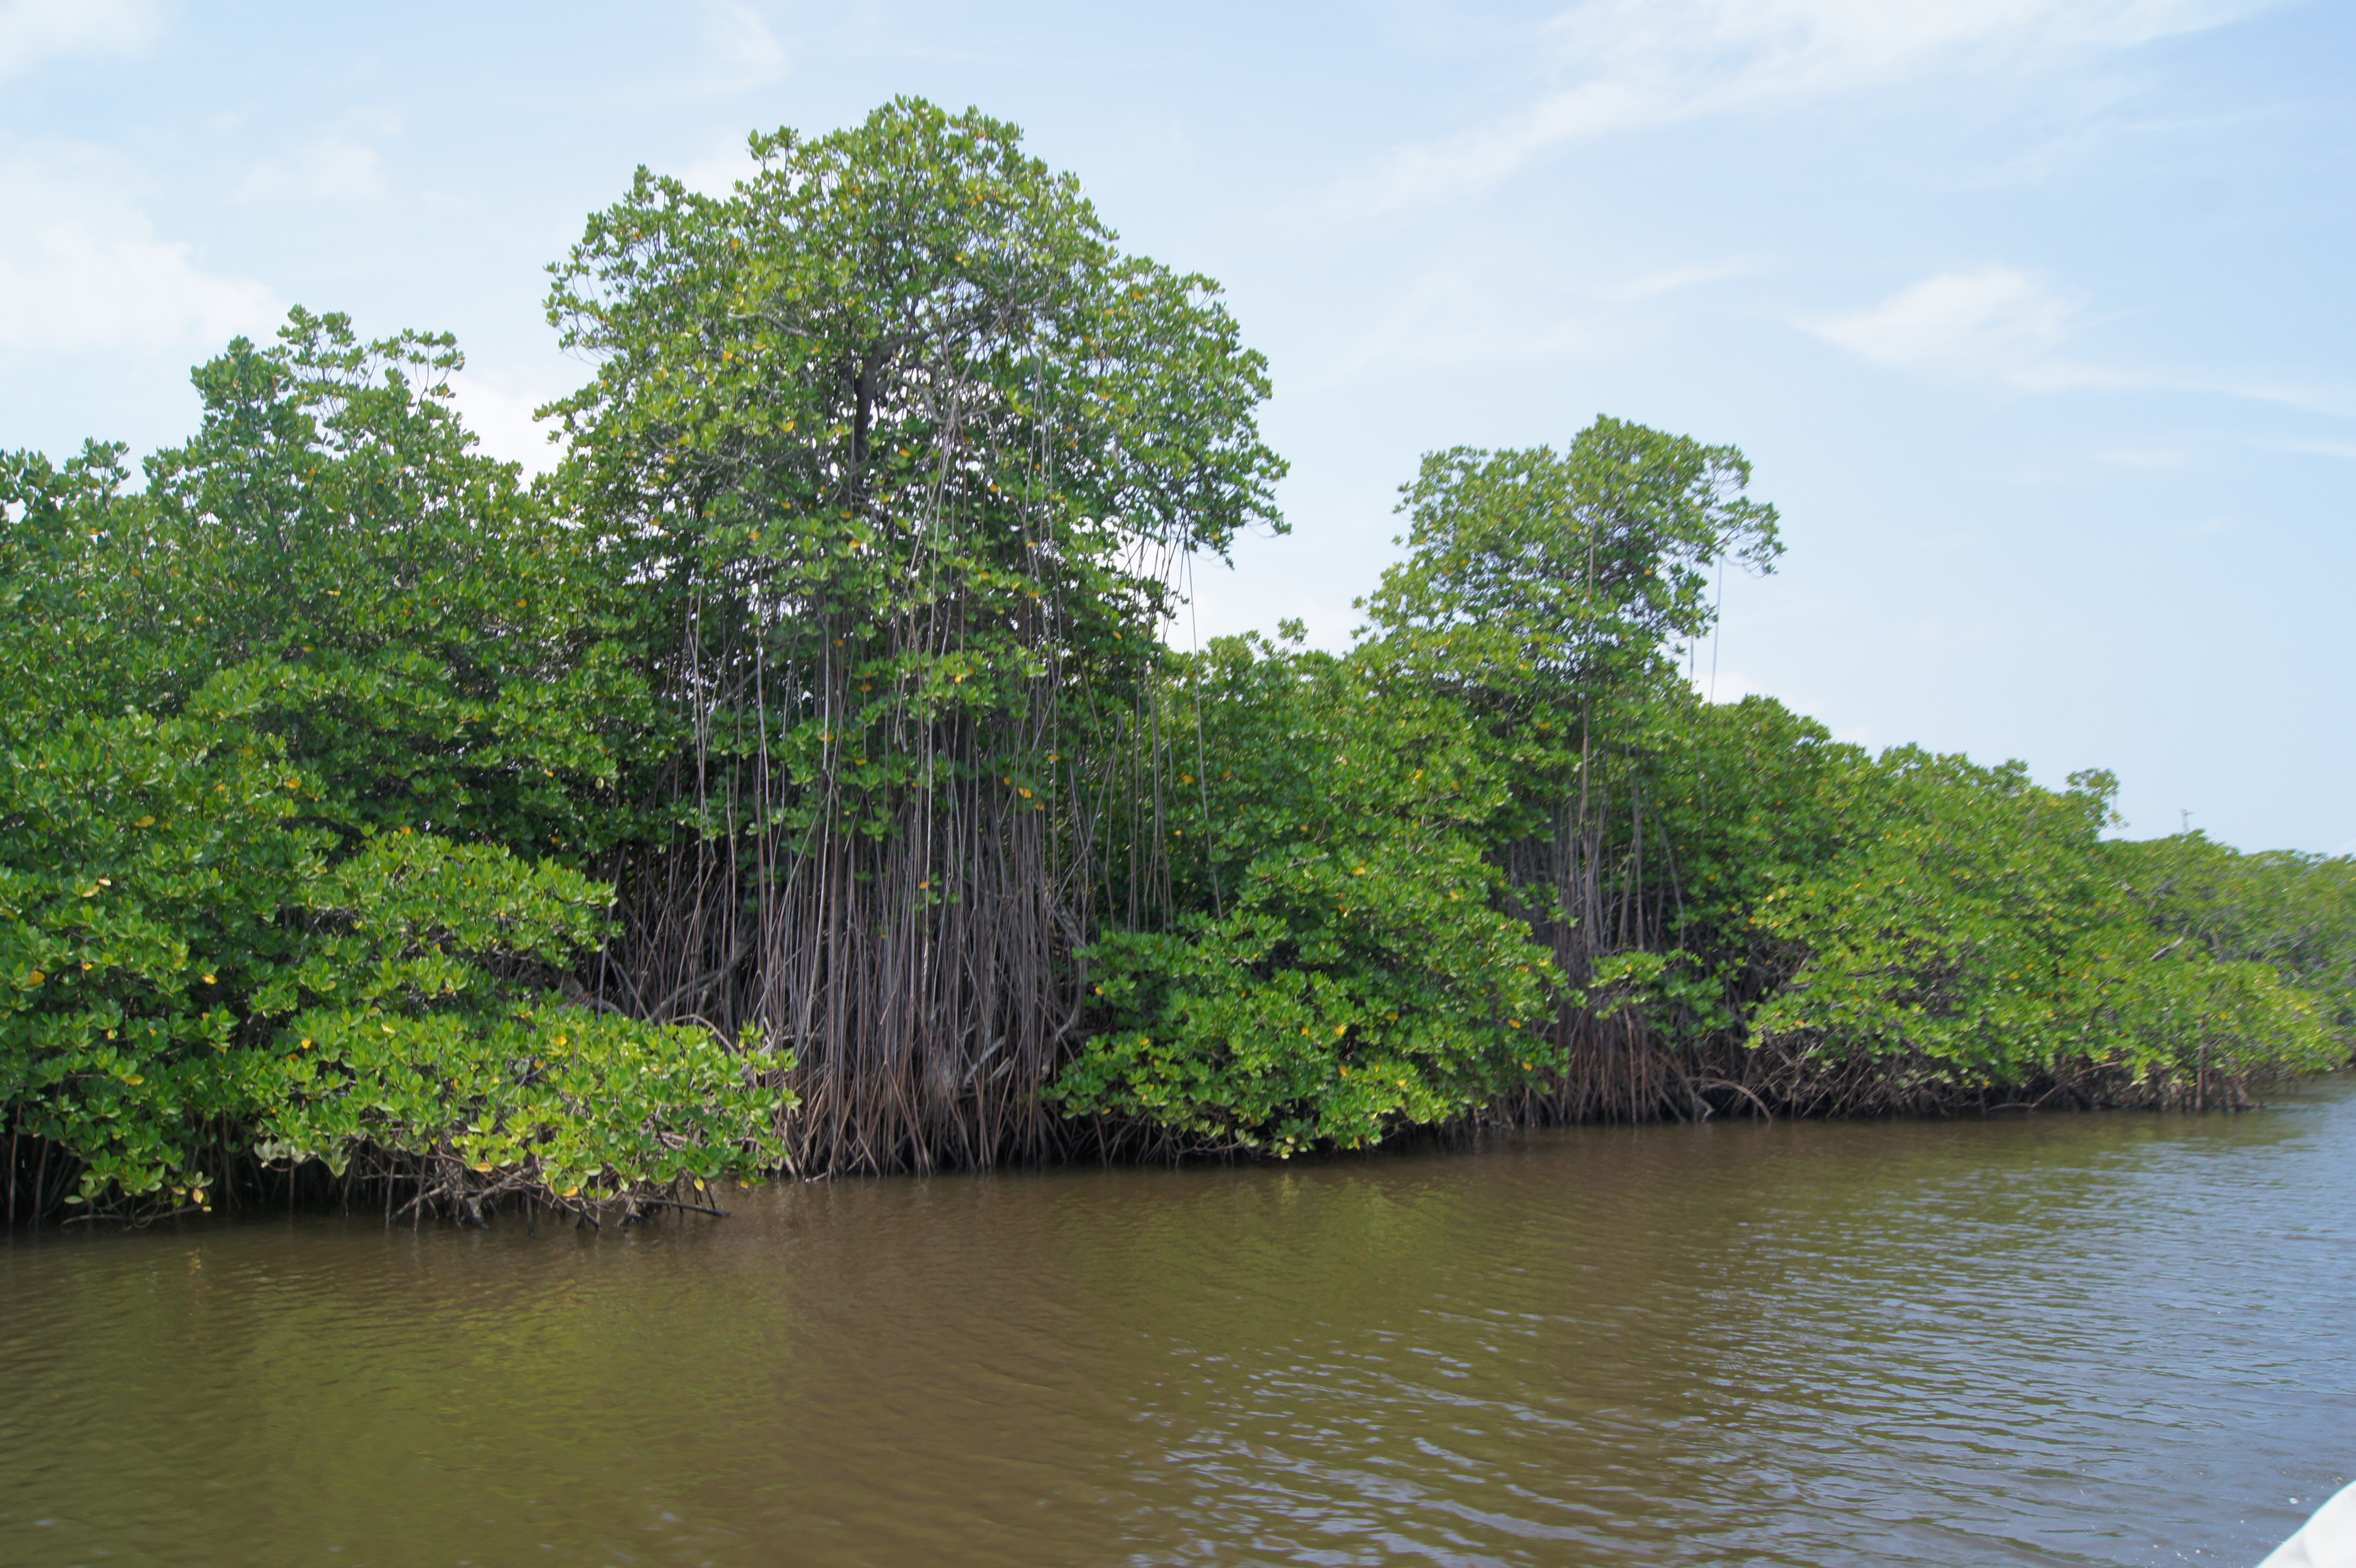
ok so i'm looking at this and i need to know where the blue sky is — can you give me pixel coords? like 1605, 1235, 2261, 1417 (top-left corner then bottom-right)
3, 0, 2349, 852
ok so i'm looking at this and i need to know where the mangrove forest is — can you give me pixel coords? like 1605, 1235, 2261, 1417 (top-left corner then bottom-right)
5, 99, 2352, 1229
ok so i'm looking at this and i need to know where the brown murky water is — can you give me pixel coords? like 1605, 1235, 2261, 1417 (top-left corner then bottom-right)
4, 1085, 2353, 1567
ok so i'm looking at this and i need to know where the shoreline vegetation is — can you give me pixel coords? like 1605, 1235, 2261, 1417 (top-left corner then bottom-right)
5, 100, 2351, 1230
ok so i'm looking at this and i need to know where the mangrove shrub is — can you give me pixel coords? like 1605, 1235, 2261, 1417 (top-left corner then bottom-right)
544, 97, 1285, 1170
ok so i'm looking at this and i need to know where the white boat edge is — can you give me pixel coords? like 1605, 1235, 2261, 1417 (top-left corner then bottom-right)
2260, 1479, 2356, 1568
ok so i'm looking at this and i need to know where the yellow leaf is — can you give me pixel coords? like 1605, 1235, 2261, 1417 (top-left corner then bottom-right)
202, 973, 216, 985
135, 816, 154, 827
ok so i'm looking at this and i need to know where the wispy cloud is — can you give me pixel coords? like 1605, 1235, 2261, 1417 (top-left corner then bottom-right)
1799, 266, 2356, 418
2265, 438, 2356, 461
1333, 0, 2268, 216
0, 0, 161, 80
1304, 249, 1755, 386
701, 0, 788, 92
1798, 266, 2075, 381
1602, 257, 1762, 303
2187, 377, 2356, 421
0, 145, 283, 353
234, 137, 390, 206
2096, 445, 2192, 467
1308, 267, 1606, 385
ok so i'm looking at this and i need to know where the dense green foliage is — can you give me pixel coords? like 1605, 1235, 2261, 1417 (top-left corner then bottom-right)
2115, 833, 2356, 1033
1051, 421, 2347, 1144
0, 324, 781, 1225
1052, 630, 1554, 1153
4, 97, 2349, 1222
1737, 750, 2335, 1103
539, 97, 1287, 1171
543, 94, 1282, 840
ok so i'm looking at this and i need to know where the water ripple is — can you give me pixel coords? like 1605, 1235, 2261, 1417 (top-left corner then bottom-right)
3, 1086, 2352, 1565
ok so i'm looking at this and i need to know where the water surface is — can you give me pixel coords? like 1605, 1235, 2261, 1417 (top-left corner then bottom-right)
5, 1086, 2353, 1566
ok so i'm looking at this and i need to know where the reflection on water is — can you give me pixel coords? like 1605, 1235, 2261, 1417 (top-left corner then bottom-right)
4, 1085, 2353, 1566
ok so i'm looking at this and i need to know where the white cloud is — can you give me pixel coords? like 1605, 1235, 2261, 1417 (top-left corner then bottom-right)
233, 138, 389, 206
1798, 268, 2356, 416
1334, 0, 2268, 214
675, 140, 759, 198
1306, 265, 1611, 387
701, 0, 788, 92
2096, 445, 2190, 467
0, 145, 283, 353
2191, 378, 2356, 421
2267, 439, 2356, 461
1302, 249, 1755, 386
1798, 266, 2074, 381
1603, 257, 1761, 304
0, 0, 160, 79
447, 368, 570, 477
1690, 664, 1766, 704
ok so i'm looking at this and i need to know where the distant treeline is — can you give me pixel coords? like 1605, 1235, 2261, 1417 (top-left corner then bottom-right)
4, 100, 2350, 1226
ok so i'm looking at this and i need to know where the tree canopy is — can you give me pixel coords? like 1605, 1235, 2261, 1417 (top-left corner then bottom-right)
3, 98, 2347, 1225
